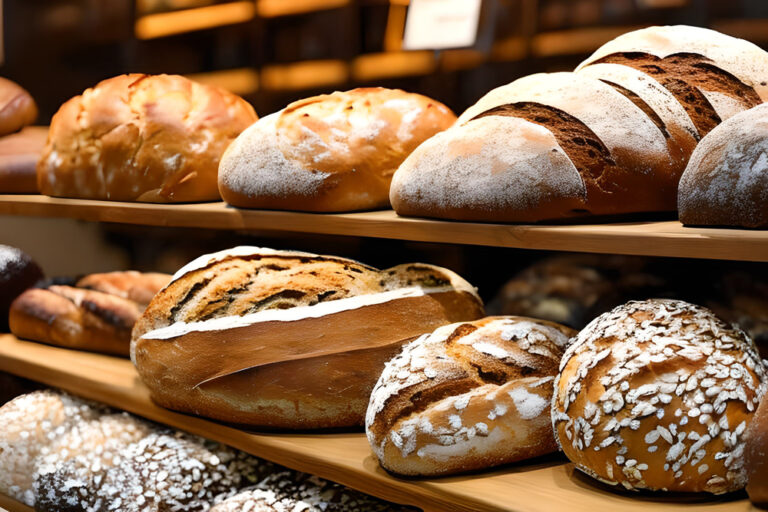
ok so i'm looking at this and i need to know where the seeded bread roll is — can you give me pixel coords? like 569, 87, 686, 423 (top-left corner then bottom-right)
391, 25, 768, 223
10, 271, 170, 356
745, 385, 768, 507
678, 104, 768, 228
37, 74, 257, 203
366, 316, 574, 476
218, 87, 455, 212
131, 246, 484, 429
0, 77, 37, 137
0, 244, 43, 332
553, 299, 768, 494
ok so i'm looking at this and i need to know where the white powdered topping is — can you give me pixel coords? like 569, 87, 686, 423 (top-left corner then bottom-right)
701, 91, 750, 122
390, 116, 586, 216
552, 298, 767, 494
576, 25, 768, 100
678, 103, 768, 227
0, 245, 27, 272
142, 286, 446, 340
218, 112, 330, 200
509, 383, 551, 420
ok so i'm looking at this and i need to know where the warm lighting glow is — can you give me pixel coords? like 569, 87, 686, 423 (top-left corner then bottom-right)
256, 0, 349, 18
185, 68, 259, 96
532, 26, 645, 57
352, 52, 435, 81
260, 60, 348, 90
135, 1, 256, 40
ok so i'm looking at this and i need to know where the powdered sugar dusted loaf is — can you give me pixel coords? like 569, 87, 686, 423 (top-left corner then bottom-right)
391, 25, 768, 223
678, 104, 768, 228
218, 87, 455, 212
366, 316, 574, 476
553, 298, 768, 493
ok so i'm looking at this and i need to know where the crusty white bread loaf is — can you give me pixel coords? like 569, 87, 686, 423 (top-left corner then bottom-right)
678, 104, 768, 228
9, 271, 170, 356
0, 77, 37, 137
553, 299, 768, 494
218, 87, 455, 212
390, 25, 768, 223
131, 246, 484, 429
366, 316, 574, 476
37, 74, 257, 203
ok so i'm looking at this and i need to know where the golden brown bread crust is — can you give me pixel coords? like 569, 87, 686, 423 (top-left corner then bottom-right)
0, 126, 47, 193
76, 271, 170, 307
131, 247, 485, 428
366, 316, 574, 476
553, 299, 767, 494
746, 386, 768, 505
37, 74, 257, 203
218, 87, 455, 212
0, 77, 37, 137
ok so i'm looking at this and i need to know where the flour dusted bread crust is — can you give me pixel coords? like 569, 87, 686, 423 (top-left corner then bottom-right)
553, 299, 768, 494
9, 271, 170, 356
678, 104, 768, 228
131, 246, 484, 428
218, 87, 455, 212
37, 74, 257, 202
0, 77, 37, 137
391, 25, 768, 223
366, 316, 574, 476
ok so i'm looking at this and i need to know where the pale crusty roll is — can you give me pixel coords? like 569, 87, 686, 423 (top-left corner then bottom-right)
553, 299, 768, 494
218, 87, 455, 212
131, 247, 484, 429
37, 74, 257, 203
366, 316, 574, 476
678, 104, 768, 228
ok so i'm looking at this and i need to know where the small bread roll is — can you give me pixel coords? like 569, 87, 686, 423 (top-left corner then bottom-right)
366, 316, 574, 476
37, 74, 257, 203
0, 77, 37, 136
0, 244, 43, 332
218, 87, 455, 212
553, 299, 767, 494
678, 103, 768, 228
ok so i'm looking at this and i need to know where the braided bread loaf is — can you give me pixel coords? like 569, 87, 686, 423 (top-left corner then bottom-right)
366, 316, 574, 476
390, 25, 768, 223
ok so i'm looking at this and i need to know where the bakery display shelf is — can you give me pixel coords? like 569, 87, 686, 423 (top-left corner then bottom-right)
1, 195, 768, 262
0, 335, 751, 512
0, 493, 33, 512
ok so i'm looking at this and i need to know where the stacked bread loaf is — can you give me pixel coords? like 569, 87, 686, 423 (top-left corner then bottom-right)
131, 246, 484, 428
390, 25, 768, 222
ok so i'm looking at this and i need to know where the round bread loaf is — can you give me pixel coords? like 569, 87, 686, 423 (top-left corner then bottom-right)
0, 77, 37, 137
745, 384, 768, 506
553, 299, 767, 494
678, 104, 768, 228
0, 244, 43, 332
131, 246, 484, 428
37, 74, 257, 203
0, 390, 106, 506
218, 87, 455, 212
366, 316, 574, 476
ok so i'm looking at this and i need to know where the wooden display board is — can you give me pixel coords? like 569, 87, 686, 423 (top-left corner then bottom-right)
0, 335, 752, 512
0, 195, 767, 261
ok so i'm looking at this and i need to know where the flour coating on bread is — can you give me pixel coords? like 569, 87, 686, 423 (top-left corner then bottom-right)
553, 299, 767, 493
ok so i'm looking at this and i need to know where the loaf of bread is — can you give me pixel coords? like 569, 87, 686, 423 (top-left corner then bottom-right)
0, 245, 43, 332
553, 299, 767, 494
9, 271, 170, 355
0, 77, 37, 137
678, 104, 768, 228
218, 88, 455, 212
0, 126, 47, 193
390, 25, 768, 222
37, 74, 257, 202
745, 384, 768, 506
366, 316, 574, 476
131, 246, 484, 428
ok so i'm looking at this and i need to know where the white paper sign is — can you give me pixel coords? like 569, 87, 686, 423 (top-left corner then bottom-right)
402, 0, 482, 51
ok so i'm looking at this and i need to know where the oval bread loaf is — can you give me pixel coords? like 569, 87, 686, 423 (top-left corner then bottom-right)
131, 246, 484, 429
218, 87, 455, 212
366, 316, 574, 476
553, 299, 767, 494
0, 77, 37, 137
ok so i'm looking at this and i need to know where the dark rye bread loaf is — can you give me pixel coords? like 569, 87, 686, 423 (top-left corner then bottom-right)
390, 25, 768, 223
131, 247, 484, 428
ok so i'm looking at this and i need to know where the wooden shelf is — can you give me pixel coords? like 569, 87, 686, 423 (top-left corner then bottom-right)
0, 195, 767, 261
0, 493, 33, 512
0, 335, 752, 512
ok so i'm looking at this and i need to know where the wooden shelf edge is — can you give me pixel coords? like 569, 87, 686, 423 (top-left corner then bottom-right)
0, 195, 767, 262
0, 493, 33, 512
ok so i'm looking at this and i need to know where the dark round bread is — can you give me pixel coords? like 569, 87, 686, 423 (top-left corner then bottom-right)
0, 245, 43, 332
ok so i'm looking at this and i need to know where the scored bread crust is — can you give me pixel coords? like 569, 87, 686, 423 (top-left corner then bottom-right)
553, 299, 767, 494
37, 73, 257, 203
678, 103, 768, 228
366, 316, 574, 476
0, 77, 37, 137
218, 87, 456, 212
131, 246, 485, 429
